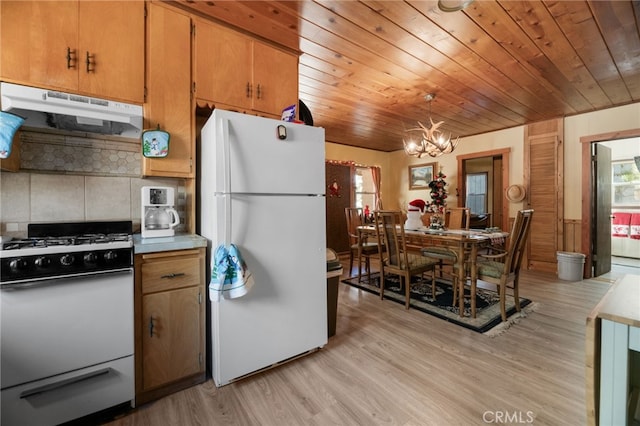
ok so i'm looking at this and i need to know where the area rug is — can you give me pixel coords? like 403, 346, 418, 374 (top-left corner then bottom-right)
341, 273, 534, 334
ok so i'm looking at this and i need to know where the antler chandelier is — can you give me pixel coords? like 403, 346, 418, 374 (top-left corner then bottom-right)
403, 93, 459, 158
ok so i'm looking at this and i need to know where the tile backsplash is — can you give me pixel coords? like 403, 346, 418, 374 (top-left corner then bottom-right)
20, 130, 142, 176
0, 130, 186, 237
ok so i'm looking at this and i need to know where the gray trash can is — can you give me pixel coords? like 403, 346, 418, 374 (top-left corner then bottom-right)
557, 251, 586, 281
326, 248, 343, 338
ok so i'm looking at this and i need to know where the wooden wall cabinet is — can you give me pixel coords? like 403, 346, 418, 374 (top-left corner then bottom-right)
0, 1, 144, 104
134, 248, 206, 405
143, 2, 194, 178
195, 19, 299, 117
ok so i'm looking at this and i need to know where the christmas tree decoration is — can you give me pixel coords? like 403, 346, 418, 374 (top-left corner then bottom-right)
426, 170, 448, 228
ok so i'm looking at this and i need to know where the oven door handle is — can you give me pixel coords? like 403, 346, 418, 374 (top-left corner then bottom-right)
19, 367, 112, 399
0, 268, 133, 290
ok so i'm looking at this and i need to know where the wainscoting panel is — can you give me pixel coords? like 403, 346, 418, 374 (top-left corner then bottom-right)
563, 219, 583, 254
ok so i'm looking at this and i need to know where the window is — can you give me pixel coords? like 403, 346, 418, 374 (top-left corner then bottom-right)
466, 173, 488, 214
355, 167, 376, 214
612, 159, 640, 207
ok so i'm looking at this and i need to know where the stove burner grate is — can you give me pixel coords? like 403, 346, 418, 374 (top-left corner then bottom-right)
2, 233, 132, 251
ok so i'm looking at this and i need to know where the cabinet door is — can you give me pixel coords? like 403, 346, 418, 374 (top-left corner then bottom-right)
195, 21, 252, 108
252, 42, 299, 116
0, 1, 78, 91
78, 1, 144, 103
141, 286, 203, 391
143, 3, 193, 177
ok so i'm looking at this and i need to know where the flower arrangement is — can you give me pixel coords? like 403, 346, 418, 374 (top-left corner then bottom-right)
426, 170, 448, 214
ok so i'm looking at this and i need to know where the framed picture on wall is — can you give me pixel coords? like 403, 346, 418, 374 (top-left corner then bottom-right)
612, 159, 640, 207
408, 162, 436, 190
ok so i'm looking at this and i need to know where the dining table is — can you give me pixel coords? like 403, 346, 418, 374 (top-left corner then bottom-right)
357, 224, 509, 317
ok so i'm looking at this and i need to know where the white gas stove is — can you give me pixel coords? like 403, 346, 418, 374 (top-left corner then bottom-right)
0, 221, 135, 426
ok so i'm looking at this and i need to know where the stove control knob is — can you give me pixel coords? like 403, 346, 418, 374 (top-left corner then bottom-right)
60, 254, 75, 266
9, 258, 27, 271
104, 251, 117, 262
84, 252, 98, 264
35, 256, 51, 268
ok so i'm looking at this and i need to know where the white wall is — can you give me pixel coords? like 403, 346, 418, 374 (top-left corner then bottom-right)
389, 102, 640, 220
390, 126, 525, 217
564, 103, 640, 218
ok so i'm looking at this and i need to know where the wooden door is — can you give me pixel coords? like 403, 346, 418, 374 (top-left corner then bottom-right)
326, 163, 352, 254
142, 286, 203, 391
0, 1, 78, 91
594, 143, 612, 276
143, 3, 193, 177
78, 1, 144, 103
457, 148, 510, 232
195, 21, 253, 108
252, 42, 299, 116
524, 119, 564, 273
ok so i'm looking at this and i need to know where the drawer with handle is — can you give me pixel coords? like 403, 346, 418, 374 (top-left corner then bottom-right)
140, 250, 202, 294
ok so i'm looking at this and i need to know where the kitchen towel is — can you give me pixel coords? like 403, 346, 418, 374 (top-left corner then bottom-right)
210, 244, 254, 301
630, 213, 640, 240
612, 212, 631, 237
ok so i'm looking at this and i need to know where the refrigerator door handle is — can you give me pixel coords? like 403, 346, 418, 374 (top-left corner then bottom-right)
217, 117, 232, 247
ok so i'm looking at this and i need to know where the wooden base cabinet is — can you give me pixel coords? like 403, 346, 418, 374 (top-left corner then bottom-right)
134, 248, 205, 405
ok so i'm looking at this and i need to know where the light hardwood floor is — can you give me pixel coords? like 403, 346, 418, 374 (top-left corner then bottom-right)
102, 258, 636, 426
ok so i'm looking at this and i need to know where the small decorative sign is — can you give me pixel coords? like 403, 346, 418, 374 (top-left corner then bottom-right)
142, 126, 170, 158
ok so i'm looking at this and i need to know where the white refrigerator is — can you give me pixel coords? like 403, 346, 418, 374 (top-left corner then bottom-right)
199, 109, 327, 387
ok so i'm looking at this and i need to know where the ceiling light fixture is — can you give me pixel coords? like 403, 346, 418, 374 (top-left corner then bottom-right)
438, 0, 474, 12
403, 93, 459, 158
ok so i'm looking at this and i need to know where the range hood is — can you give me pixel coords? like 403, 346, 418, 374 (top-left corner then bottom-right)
0, 82, 143, 139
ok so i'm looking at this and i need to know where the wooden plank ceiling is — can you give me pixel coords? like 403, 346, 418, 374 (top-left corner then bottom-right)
174, 0, 640, 153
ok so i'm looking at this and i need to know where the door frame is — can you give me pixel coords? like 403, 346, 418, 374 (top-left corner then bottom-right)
457, 148, 510, 233
580, 128, 640, 278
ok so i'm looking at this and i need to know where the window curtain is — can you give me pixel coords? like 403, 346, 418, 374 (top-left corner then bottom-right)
370, 166, 382, 210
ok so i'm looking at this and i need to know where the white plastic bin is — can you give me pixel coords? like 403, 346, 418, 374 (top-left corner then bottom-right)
557, 251, 586, 281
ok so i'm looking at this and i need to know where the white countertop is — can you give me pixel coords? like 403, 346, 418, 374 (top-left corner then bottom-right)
133, 233, 208, 254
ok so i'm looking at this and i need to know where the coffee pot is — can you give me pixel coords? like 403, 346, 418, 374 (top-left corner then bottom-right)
141, 186, 180, 238
144, 206, 179, 230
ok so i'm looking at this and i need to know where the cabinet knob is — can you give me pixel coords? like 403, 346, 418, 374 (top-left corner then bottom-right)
256, 83, 262, 99
246, 82, 251, 98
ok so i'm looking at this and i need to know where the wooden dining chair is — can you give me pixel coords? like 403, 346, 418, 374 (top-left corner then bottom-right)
446, 207, 471, 230
345, 207, 379, 282
420, 207, 471, 299
374, 210, 438, 309
470, 209, 534, 321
